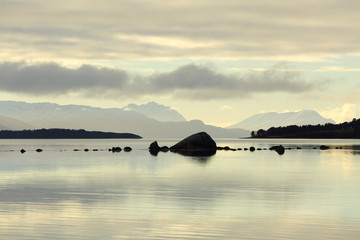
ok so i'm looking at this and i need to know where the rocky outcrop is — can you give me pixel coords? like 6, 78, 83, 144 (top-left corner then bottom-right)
170, 132, 217, 156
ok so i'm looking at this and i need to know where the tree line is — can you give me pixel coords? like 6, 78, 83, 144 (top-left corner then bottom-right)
251, 118, 360, 138
0, 128, 142, 139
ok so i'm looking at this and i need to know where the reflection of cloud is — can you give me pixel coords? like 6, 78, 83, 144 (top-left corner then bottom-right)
0, 62, 314, 100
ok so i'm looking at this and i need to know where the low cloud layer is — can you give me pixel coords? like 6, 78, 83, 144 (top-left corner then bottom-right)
0, 62, 129, 94
0, 62, 314, 100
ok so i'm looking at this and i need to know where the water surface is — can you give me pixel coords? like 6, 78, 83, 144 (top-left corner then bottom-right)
0, 139, 359, 239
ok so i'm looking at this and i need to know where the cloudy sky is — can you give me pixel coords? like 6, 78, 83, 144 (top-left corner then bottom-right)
1, 0, 360, 126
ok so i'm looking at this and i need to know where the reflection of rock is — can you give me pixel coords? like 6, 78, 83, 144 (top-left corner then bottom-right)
172, 148, 217, 157
269, 145, 285, 155
170, 132, 217, 157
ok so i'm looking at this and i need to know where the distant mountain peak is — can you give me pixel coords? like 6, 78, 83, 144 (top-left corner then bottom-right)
228, 110, 335, 131
121, 102, 186, 122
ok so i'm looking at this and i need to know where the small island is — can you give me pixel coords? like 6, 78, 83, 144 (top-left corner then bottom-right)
0, 128, 142, 139
251, 118, 360, 138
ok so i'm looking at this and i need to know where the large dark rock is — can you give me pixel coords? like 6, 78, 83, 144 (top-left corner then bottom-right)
170, 132, 217, 156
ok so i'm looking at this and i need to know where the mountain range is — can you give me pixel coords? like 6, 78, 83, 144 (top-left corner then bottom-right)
227, 110, 335, 131
0, 101, 336, 138
0, 101, 249, 138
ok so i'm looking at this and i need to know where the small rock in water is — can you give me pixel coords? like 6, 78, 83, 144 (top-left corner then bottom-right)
112, 147, 122, 152
320, 145, 330, 150
269, 145, 285, 155
20, 149, 26, 153
249, 146, 255, 152
124, 147, 132, 152
36, 149, 43, 152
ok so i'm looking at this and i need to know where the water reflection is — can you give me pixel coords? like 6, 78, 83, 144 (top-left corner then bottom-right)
0, 139, 360, 239
170, 148, 217, 157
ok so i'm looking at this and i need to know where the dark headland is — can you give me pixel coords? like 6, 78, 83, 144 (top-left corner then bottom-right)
0, 128, 142, 139
251, 118, 360, 138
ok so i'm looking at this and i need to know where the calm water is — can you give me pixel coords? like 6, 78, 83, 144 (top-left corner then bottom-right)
0, 138, 360, 239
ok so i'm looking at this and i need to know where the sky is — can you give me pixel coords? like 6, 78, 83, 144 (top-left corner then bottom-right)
1, 0, 360, 127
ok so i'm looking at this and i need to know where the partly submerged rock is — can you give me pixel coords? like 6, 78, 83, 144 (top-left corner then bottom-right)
149, 141, 169, 156
149, 141, 160, 151
111, 147, 122, 152
170, 132, 217, 157
269, 145, 285, 155
124, 147, 132, 152
320, 145, 330, 150
171, 132, 216, 150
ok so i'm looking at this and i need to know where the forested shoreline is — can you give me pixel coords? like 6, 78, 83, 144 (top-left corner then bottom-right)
0, 128, 142, 139
251, 118, 360, 138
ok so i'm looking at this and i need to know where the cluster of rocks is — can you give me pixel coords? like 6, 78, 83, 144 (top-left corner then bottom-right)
18, 132, 338, 157
216, 144, 336, 155
20, 148, 43, 153
20, 146, 133, 153
110, 146, 132, 152
149, 132, 217, 156
149, 132, 337, 156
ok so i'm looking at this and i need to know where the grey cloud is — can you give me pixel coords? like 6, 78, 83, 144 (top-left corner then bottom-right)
0, 62, 313, 99
132, 63, 314, 99
1, 0, 360, 60
0, 62, 128, 95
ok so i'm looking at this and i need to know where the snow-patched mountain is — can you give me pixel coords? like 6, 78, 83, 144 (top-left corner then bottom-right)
122, 102, 186, 122
227, 110, 335, 131
0, 101, 249, 138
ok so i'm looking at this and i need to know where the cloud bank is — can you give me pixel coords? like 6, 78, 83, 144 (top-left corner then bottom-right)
0, 62, 129, 95
1, 0, 360, 61
0, 62, 313, 100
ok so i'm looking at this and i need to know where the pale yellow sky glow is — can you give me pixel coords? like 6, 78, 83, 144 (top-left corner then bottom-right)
1, 0, 360, 126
